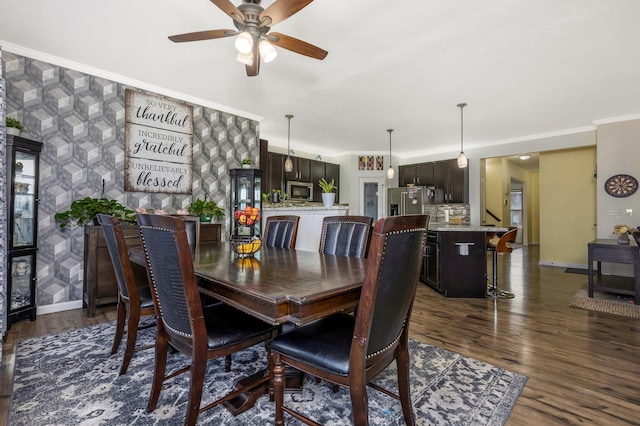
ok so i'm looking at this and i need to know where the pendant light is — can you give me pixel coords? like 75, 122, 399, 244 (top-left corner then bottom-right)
386, 129, 395, 179
457, 103, 468, 168
284, 114, 294, 173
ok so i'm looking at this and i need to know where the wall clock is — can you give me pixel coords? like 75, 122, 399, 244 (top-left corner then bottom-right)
604, 174, 638, 197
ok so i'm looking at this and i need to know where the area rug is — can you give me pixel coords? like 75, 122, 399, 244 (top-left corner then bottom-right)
570, 287, 640, 319
10, 322, 527, 425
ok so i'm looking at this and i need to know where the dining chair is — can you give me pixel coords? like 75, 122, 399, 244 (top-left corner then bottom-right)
263, 215, 300, 249
136, 213, 279, 426
96, 214, 155, 375
486, 227, 518, 299
318, 215, 373, 258
271, 214, 429, 426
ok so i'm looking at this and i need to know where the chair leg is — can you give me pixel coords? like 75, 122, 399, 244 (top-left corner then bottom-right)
225, 354, 232, 372
487, 251, 515, 299
147, 334, 168, 413
185, 353, 206, 426
119, 305, 139, 375
273, 353, 286, 426
111, 299, 126, 355
349, 376, 369, 426
396, 340, 415, 426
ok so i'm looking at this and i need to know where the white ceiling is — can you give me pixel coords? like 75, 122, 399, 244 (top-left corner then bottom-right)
2, 0, 639, 159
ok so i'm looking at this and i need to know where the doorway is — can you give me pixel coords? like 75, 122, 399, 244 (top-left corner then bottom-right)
510, 178, 526, 245
359, 177, 385, 221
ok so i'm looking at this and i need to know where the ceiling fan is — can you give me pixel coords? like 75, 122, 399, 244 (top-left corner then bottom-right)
168, 0, 328, 77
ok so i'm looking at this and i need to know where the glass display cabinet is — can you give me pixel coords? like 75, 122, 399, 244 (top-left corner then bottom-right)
229, 168, 262, 237
6, 135, 42, 329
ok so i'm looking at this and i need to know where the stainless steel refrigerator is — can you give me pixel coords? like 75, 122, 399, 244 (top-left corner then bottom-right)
387, 186, 435, 216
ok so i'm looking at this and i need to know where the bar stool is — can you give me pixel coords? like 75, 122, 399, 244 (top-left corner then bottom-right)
487, 227, 518, 299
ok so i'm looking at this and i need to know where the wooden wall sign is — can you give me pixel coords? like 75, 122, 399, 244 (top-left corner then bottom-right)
124, 89, 193, 194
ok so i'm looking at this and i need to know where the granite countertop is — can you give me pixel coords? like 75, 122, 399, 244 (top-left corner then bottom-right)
428, 223, 509, 232
262, 202, 349, 210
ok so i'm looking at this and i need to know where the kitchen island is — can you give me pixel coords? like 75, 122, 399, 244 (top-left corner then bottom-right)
262, 203, 349, 252
423, 224, 509, 298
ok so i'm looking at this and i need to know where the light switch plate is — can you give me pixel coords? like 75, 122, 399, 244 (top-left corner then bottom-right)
626, 209, 633, 216
607, 209, 621, 216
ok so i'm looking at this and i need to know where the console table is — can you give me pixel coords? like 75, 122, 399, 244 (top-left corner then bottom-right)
587, 239, 640, 304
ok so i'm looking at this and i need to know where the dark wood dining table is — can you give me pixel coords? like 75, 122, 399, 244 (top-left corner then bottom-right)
129, 241, 366, 326
128, 241, 366, 414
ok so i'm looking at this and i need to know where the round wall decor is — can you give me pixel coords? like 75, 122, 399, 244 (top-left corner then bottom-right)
604, 174, 638, 197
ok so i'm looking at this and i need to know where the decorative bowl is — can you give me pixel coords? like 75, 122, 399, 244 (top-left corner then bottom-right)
230, 235, 262, 257
234, 207, 261, 226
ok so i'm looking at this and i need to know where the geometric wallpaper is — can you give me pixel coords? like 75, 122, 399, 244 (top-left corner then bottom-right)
1, 47, 6, 350
1, 51, 260, 310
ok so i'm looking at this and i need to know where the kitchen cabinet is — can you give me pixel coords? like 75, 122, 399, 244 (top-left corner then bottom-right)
310, 159, 326, 202
400, 162, 435, 187
422, 231, 440, 290
284, 156, 310, 182
266, 152, 340, 203
324, 162, 340, 203
436, 159, 468, 203
266, 152, 285, 193
421, 230, 487, 298
6, 135, 42, 329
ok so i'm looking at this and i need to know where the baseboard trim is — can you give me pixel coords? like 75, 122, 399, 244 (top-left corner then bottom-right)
538, 261, 587, 269
37, 301, 83, 316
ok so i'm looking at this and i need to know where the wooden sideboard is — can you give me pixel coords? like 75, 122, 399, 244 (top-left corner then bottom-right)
83, 222, 221, 317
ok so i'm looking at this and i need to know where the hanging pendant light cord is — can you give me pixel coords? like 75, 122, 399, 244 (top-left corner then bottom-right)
388, 129, 393, 165
458, 103, 466, 153
286, 114, 293, 154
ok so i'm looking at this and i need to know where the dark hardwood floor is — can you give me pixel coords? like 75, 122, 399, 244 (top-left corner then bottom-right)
2, 245, 639, 425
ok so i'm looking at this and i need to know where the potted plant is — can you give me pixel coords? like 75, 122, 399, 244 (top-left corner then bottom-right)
6, 117, 24, 136
188, 197, 225, 223
241, 158, 253, 169
318, 178, 337, 207
54, 197, 135, 228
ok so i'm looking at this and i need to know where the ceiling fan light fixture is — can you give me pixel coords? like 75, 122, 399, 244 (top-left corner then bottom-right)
234, 31, 254, 54
259, 39, 277, 63
236, 51, 253, 66
457, 103, 468, 168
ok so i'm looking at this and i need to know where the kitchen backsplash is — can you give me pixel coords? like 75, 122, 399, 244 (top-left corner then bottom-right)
424, 204, 470, 224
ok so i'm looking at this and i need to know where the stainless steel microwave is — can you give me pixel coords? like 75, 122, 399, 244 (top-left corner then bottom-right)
287, 181, 313, 201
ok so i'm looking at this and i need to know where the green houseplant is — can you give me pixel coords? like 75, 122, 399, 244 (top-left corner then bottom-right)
54, 197, 135, 228
318, 178, 337, 193
6, 117, 24, 136
318, 178, 337, 207
241, 158, 253, 168
187, 198, 225, 223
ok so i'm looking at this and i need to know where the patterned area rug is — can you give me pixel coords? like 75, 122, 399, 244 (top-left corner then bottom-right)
570, 287, 640, 318
10, 321, 527, 425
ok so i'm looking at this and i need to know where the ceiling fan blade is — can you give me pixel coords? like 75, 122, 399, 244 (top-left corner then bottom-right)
269, 32, 328, 60
168, 29, 236, 43
245, 47, 260, 77
259, 0, 314, 27
210, 0, 245, 23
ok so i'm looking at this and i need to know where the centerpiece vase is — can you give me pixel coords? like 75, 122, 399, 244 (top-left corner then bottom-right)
617, 233, 630, 245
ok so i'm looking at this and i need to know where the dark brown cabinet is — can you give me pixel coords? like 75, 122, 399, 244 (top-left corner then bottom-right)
266, 152, 285, 193
310, 159, 326, 202
266, 152, 340, 203
399, 162, 435, 187
324, 162, 340, 203
6, 135, 42, 329
284, 156, 310, 182
422, 231, 487, 298
83, 222, 221, 317
436, 159, 468, 203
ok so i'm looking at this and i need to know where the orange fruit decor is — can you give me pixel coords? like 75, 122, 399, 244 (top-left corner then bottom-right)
234, 207, 260, 227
